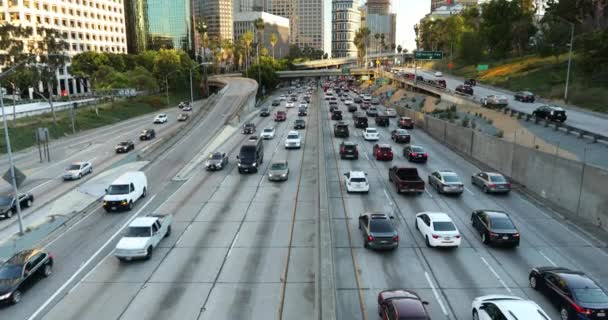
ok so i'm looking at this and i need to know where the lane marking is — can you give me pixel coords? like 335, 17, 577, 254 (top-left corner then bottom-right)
363, 152, 369, 161
176, 223, 192, 246
227, 232, 239, 258
424, 188, 433, 198
464, 187, 475, 195
539, 251, 557, 267
383, 189, 391, 203
480, 256, 512, 293
424, 271, 449, 316
28, 195, 157, 320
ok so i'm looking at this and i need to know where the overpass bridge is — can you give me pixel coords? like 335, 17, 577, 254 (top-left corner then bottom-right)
292, 52, 412, 69
276, 68, 374, 78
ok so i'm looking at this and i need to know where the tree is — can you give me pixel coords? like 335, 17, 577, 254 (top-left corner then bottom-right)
458, 31, 484, 64
269, 33, 278, 61
397, 45, 402, 54
253, 18, 265, 64
70, 52, 110, 95
480, 0, 525, 58
374, 33, 381, 52
240, 32, 254, 73
536, 18, 572, 61
354, 27, 371, 66
153, 49, 181, 89
243, 63, 279, 93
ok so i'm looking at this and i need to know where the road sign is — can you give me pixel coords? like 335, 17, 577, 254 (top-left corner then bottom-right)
341, 67, 350, 75
376, 59, 380, 66
477, 64, 489, 71
448, 62, 454, 70
414, 51, 443, 60
3, 166, 27, 188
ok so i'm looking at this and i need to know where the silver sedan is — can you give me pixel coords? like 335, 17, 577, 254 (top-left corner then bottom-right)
268, 160, 289, 181
471, 171, 511, 194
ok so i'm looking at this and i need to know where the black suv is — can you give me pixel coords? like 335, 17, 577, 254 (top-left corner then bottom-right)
0, 249, 54, 304
455, 85, 474, 95
471, 210, 520, 247
139, 129, 156, 140
533, 105, 567, 122
298, 107, 307, 116
115, 141, 135, 153
331, 110, 343, 121
334, 122, 349, 138
0, 193, 34, 220
242, 123, 256, 134
358, 213, 398, 250
271, 100, 280, 106
294, 119, 306, 129
339, 141, 358, 159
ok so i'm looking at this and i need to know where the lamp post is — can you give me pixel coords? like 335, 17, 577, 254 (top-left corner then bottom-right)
189, 60, 213, 104
554, 16, 575, 103
201, 22, 209, 98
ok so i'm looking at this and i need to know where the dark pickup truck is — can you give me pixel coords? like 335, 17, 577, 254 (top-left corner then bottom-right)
388, 167, 425, 194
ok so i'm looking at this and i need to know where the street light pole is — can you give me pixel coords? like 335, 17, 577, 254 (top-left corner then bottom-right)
0, 89, 25, 235
564, 22, 574, 103
165, 77, 169, 106
189, 68, 193, 104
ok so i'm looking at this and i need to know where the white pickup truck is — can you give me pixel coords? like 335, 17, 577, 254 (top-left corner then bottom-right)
114, 214, 172, 261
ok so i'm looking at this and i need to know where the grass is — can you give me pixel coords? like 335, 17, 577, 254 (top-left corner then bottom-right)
423, 54, 608, 113
0, 91, 190, 153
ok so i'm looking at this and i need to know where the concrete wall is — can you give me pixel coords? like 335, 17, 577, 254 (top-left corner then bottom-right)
471, 131, 514, 177
445, 122, 474, 156
425, 115, 446, 142
578, 165, 608, 229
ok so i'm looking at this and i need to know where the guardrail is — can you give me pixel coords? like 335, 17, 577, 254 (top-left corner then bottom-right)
379, 70, 608, 145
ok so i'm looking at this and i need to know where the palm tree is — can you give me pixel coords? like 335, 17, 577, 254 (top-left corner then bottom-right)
374, 33, 380, 53
380, 33, 386, 55
391, 43, 396, 53
253, 18, 265, 64
269, 33, 278, 61
241, 31, 254, 73
397, 44, 402, 54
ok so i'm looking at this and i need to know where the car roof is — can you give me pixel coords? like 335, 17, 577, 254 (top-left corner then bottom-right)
437, 170, 458, 176
342, 141, 357, 146
478, 296, 549, 320
480, 210, 509, 218
376, 144, 391, 148
287, 130, 299, 135
271, 160, 288, 165
349, 171, 367, 178
367, 213, 390, 220
130, 217, 158, 227
210, 151, 224, 156
556, 272, 599, 289
112, 171, 145, 185
394, 129, 408, 133
71, 161, 88, 166
484, 172, 504, 177
5, 249, 44, 266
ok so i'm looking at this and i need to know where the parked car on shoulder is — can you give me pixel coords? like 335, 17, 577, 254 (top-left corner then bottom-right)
139, 129, 156, 140
514, 91, 535, 103
455, 84, 474, 95
358, 213, 398, 250
471, 171, 511, 193
0, 193, 34, 220
114, 214, 172, 261
115, 140, 135, 153
63, 161, 93, 180
533, 105, 567, 122
0, 249, 54, 304
404, 145, 428, 163
377, 290, 430, 320
391, 129, 411, 143
373, 144, 393, 161
471, 209, 520, 247
205, 152, 228, 171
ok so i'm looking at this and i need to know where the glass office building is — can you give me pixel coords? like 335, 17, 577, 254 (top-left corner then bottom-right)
124, 0, 194, 54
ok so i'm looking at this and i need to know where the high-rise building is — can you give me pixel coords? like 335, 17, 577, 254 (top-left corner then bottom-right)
431, 0, 478, 11
233, 11, 290, 58
0, 0, 127, 95
366, 0, 390, 15
194, 0, 234, 42
267, 0, 326, 52
360, 4, 396, 54
124, 0, 194, 55
266, 0, 297, 46
332, 0, 360, 58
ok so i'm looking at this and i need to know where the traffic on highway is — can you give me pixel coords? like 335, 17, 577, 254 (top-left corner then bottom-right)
1, 76, 607, 320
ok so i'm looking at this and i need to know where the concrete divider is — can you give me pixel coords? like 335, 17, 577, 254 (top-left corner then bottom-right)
445, 122, 474, 155
578, 165, 608, 229
425, 115, 447, 142
471, 131, 514, 176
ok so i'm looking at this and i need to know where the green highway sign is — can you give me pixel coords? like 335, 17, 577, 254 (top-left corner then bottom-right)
341, 67, 350, 75
414, 51, 443, 60
477, 64, 489, 71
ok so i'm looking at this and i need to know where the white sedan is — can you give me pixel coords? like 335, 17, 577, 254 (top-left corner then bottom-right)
286, 102, 295, 108
415, 212, 461, 247
284, 131, 301, 149
434, 71, 443, 77
343, 171, 369, 193
63, 161, 93, 180
260, 127, 275, 140
363, 128, 379, 141
472, 295, 551, 320
154, 113, 168, 124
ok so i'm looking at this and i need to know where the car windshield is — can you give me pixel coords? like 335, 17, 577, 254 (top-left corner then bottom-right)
367, 129, 377, 133
443, 175, 461, 183
107, 184, 129, 195
209, 153, 223, 160
0, 265, 21, 280
351, 178, 366, 183
118, 142, 129, 146
433, 221, 456, 231
491, 217, 515, 229
380, 148, 391, 152
411, 146, 424, 152
0, 196, 12, 206
263, 129, 273, 133
287, 134, 299, 139
68, 164, 81, 170
370, 220, 393, 233
271, 163, 287, 170
490, 175, 507, 183
573, 289, 608, 304
125, 226, 151, 237
141, 130, 149, 134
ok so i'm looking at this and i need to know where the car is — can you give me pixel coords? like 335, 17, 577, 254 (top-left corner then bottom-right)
391, 129, 411, 143
102, 171, 148, 212
298, 107, 308, 116
434, 71, 443, 77
272, 100, 281, 106
0, 193, 34, 219
268, 160, 289, 181
178, 101, 188, 108
331, 110, 343, 121
358, 213, 398, 250
205, 152, 228, 170
182, 105, 192, 112
275, 111, 287, 121
63, 162, 93, 180
363, 127, 379, 141
242, 122, 256, 134
471, 295, 551, 320
471, 171, 511, 193
481, 95, 509, 108
114, 214, 172, 261
373, 144, 393, 161
529, 267, 608, 319
464, 78, 477, 86
139, 129, 156, 140
377, 290, 430, 320
354, 97, 362, 104
385, 108, 397, 117
471, 209, 520, 247
347, 105, 357, 112
115, 140, 135, 153
366, 107, 378, 117
329, 100, 338, 106
344, 171, 369, 193
339, 141, 359, 159
344, 99, 354, 105
0, 249, 54, 304
434, 79, 447, 88
329, 105, 339, 113
398, 117, 414, 129
153, 113, 168, 124
371, 98, 380, 105
428, 170, 463, 195
260, 108, 270, 117
260, 127, 276, 139
294, 119, 306, 129
404, 145, 428, 163
375, 113, 389, 127
298, 103, 308, 109
333, 122, 349, 138
455, 84, 474, 95
177, 113, 189, 121
415, 212, 461, 247
286, 101, 296, 108
533, 105, 567, 122
360, 101, 370, 110
514, 91, 535, 102
284, 131, 301, 149
279, 95, 286, 101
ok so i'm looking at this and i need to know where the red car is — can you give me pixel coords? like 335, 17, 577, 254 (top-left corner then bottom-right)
378, 290, 430, 320
398, 117, 414, 129
373, 144, 393, 161
274, 111, 286, 122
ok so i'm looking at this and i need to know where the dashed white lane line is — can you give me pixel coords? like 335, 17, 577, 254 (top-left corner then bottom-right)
539, 250, 557, 267
227, 231, 240, 258
363, 152, 369, 161
424, 271, 449, 316
480, 256, 513, 293
383, 189, 392, 203
424, 188, 433, 198
464, 187, 475, 195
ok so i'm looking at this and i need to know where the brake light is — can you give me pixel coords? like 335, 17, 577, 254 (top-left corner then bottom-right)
507, 183, 512, 188
367, 235, 374, 242
488, 184, 496, 188
572, 303, 592, 315
432, 235, 440, 239
423, 153, 428, 157
393, 235, 399, 242
411, 153, 418, 157
455, 235, 461, 239
513, 233, 520, 238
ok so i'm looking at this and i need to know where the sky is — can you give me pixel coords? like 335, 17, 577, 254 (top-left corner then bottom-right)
392, 0, 431, 51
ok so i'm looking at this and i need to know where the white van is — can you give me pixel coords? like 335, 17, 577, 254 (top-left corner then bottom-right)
103, 171, 148, 212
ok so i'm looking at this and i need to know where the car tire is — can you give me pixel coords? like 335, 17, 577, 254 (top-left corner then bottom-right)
145, 246, 153, 260
128, 201, 134, 210
11, 290, 22, 304
473, 310, 479, 320
165, 226, 171, 238
482, 232, 489, 244
364, 238, 369, 248
142, 187, 147, 198
78, 173, 82, 179
560, 306, 570, 320
7, 210, 13, 218
529, 275, 538, 290
415, 219, 419, 230
42, 263, 53, 277
436, 184, 442, 194
483, 186, 489, 193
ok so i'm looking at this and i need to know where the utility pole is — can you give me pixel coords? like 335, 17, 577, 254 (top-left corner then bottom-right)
165, 77, 169, 106
564, 22, 574, 103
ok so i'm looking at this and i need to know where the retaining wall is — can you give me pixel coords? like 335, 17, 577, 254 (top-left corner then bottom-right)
471, 131, 514, 177
445, 122, 474, 156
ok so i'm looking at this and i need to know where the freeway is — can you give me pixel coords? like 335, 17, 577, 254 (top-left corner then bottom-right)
323, 88, 608, 319
403, 67, 608, 137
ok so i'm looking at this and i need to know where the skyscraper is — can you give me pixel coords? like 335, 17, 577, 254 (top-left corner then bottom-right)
267, 0, 327, 52
194, 0, 234, 42
124, 0, 194, 54
332, 0, 360, 58
366, 0, 390, 15
360, 3, 396, 54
